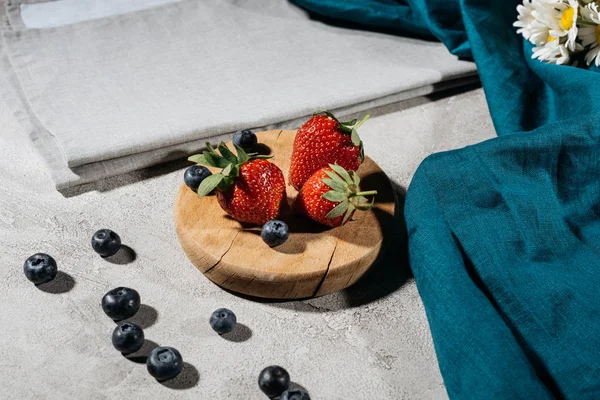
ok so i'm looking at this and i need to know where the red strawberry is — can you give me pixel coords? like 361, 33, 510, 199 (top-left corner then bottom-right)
289, 111, 370, 190
189, 143, 286, 225
294, 164, 377, 228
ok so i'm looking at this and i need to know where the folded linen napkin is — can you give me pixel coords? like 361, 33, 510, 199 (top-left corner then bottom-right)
0, 0, 475, 189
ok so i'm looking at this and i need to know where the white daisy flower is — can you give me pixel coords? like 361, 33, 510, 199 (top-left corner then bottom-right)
528, 19, 554, 46
532, 39, 571, 65
580, 1, 600, 25
514, 0, 538, 41
514, 0, 567, 46
546, 0, 580, 51
579, 3, 600, 65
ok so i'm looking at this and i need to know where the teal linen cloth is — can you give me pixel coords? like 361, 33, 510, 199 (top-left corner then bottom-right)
292, 0, 600, 398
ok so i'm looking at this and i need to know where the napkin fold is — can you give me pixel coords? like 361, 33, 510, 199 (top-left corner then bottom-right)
0, 0, 475, 189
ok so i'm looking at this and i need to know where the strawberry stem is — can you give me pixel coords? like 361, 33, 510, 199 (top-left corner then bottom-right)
352, 190, 377, 197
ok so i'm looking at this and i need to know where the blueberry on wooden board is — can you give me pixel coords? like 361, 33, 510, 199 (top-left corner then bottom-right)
184, 165, 212, 192
233, 129, 257, 150
261, 220, 289, 247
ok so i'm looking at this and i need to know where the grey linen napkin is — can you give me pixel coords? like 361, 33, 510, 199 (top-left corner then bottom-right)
0, 0, 476, 189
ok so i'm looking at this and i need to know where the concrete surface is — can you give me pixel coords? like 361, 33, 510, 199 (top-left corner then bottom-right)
0, 86, 494, 399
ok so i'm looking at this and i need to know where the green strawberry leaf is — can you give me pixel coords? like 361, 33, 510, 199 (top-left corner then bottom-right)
222, 164, 232, 176
350, 128, 361, 147
234, 144, 249, 164
324, 169, 345, 184
219, 175, 235, 190
352, 171, 360, 187
322, 190, 346, 202
329, 164, 353, 185
205, 142, 219, 154
229, 164, 240, 178
340, 119, 357, 126
218, 143, 237, 163
188, 154, 209, 165
323, 178, 347, 192
326, 199, 349, 219
355, 198, 375, 211
342, 203, 355, 225
197, 173, 224, 198
323, 110, 339, 122
203, 151, 230, 168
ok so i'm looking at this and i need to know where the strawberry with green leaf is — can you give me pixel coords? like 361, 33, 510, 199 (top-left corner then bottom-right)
294, 164, 377, 227
188, 143, 286, 225
289, 111, 370, 190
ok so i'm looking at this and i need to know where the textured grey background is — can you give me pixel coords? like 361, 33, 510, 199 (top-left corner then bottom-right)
0, 86, 494, 399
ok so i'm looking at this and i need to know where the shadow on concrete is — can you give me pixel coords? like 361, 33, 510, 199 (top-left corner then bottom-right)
160, 362, 200, 390
104, 245, 136, 265
220, 323, 252, 343
123, 339, 159, 364
121, 304, 159, 329
288, 381, 311, 394
36, 271, 76, 294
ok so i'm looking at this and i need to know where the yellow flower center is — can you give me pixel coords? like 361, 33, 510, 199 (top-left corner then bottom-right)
547, 34, 557, 43
560, 7, 574, 30
596, 25, 600, 45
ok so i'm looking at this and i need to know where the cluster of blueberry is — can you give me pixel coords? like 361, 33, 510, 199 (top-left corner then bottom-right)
22, 228, 310, 398
184, 130, 291, 248
101, 286, 182, 380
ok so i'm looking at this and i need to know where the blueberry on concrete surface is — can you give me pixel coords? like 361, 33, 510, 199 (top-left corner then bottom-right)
102, 287, 140, 321
184, 165, 212, 192
210, 308, 237, 334
147, 346, 183, 381
91, 229, 121, 257
261, 220, 289, 247
258, 365, 290, 398
281, 389, 311, 400
112, 322, 145, 354
233, 129, 257, 150
23, 253, 58, 285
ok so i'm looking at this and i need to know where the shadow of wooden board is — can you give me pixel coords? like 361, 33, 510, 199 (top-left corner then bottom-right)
174, 130, 396, 299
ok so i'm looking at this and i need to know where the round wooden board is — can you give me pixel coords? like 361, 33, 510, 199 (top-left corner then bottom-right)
174, 130, 396, 299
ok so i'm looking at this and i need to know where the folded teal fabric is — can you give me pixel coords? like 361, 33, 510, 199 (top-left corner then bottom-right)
291, 0, 600, 398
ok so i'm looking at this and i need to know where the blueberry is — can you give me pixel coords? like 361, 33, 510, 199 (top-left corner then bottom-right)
23, 253, 57, 285
184, 165, 212, 192
209, 308, 237, 334
261, 220, 289, 247
112, 322, 145, 354
91, 229, 121, 257
101, 287, 140, 321
233, 129, 257, 150
281, 389, 311, 400
258, 365, 290, 398
146, 346, 183, 381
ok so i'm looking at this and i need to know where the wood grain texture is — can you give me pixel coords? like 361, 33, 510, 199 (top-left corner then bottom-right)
174, 130, 396, 299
